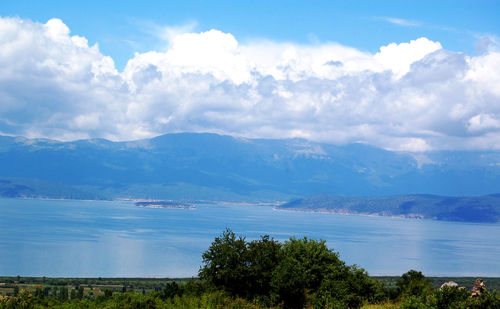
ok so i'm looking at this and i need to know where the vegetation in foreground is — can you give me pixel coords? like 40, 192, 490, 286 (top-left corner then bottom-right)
1, 229, 499, 308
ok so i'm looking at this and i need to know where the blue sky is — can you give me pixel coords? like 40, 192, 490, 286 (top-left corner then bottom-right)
1, 1, 500, 151
3, 1, 499, 69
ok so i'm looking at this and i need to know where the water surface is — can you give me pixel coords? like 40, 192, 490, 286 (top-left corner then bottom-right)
0, 198, 499, 277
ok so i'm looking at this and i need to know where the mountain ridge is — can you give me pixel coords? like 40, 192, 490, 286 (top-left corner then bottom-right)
1, 132, 500, 202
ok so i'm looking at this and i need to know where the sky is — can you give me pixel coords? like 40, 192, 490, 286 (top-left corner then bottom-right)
1, 0, 500, 151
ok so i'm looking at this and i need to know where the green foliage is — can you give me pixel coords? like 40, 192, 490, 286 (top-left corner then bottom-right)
247, 235, 282, 300
199, 229, 282, 301
161, 282, 182, 299
271, 252, 308, 308
164, 291, 260, 309
467, 290, 500, 309
0, 289, 260, 309
313, 265, 386, 309
58, 287, 69, 301
432, 286, 469, 309
200, 229, 389, 308
43, 287, 51, 297
1, 289, 36, 309
199, 228, 249, 296
271, 237, 344, 308
347, 266, 387, 304
314, 275, 353, 309
76, 286, 84, 300
397, 270, 433, 299
400, 296, 428, 309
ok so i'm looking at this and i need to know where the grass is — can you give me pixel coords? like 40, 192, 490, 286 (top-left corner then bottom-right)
361, 303, 400, 309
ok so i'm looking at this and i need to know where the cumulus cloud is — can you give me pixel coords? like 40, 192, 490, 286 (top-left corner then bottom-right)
0, 17, 123, 140
1, 17, 500, 151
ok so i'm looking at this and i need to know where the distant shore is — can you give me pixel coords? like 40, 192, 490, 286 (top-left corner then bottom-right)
274, 207, 426, 220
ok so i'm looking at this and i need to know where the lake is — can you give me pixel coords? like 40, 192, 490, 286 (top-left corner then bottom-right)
0, 198, 499, 278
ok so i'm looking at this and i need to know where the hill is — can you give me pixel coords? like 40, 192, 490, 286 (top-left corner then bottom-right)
279, 194, 500, 223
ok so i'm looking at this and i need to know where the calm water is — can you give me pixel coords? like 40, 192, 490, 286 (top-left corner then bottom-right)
0, 198, 499, 277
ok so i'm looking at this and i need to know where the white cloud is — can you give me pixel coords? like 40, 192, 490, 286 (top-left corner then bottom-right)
380, 17, 421, 27
374, 38, 442, 77
0, 17, 123, 140
466, 51, 500, 97
468, 114, 500, 132
45, 18, 70, 41
1, 17, 500, 151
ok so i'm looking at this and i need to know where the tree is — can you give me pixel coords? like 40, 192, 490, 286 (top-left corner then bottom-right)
271, 254, 308, 308
199, 230, 389, 308
247, 235, 282, 299
313, 264, 385, 309
397, 270, 433, 298
162, 282, 182, 299
271, 237, 345, 308
345, 265, 387, 304
198, 228, 249, 296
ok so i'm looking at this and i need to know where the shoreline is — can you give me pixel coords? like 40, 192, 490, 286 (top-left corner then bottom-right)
274, 207, 500, 224
274, 206, 427, 220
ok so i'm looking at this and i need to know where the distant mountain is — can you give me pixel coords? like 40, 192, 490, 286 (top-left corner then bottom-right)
1, 133, 500, 201
0, 178, 106, 200
279, 194, 500, 223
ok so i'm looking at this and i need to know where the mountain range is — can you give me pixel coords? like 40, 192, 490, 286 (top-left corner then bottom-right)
1, 133, 500, 202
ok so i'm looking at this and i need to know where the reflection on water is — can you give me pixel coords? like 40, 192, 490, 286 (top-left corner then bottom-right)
0, 198, 499, 277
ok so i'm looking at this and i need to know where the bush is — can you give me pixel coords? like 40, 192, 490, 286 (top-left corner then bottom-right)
396, 270, 433, 299
400, 295, 428, 309
432, 286, 468, 309
467, 290, 500, 309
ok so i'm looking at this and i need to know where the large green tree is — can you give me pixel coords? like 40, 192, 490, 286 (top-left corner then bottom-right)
247, 235, 282, 300
198, 228, 249, 296
270, 237, 345, 308
199, 229, 387, 308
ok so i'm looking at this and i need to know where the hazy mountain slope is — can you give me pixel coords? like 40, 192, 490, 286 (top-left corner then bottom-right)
279, 194, 500, 223
0, 178, 106, 200
0, 133, 499, 201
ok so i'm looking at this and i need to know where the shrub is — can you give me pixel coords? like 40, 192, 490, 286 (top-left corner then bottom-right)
433, 286, 468, 309
396, 270, 433, 299
400, 295, 428, 309
467, 290, 500, 309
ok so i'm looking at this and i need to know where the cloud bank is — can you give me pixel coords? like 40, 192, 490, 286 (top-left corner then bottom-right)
1, 17, 500, 151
